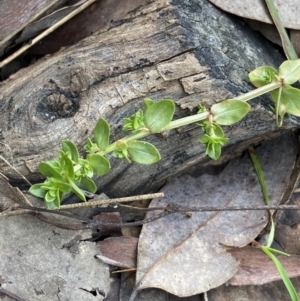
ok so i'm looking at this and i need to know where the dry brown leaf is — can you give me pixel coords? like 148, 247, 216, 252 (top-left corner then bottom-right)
93, 212, 123, 237
208, 0, 300, 30
131, 133, 297, 299
15, 0, 86, 45
245, 19, 282, 45
209, 1, 300, 56
29, 0, 150, 55
0, 0, 67, 56
97, 236, 138, 268
275, 224, 300, 255
228, 246, 300, 285
0, 172, 31, 209
275, 185, 300, 254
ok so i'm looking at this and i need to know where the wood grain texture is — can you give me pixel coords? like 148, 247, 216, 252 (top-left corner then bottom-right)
0, 0, 296, 197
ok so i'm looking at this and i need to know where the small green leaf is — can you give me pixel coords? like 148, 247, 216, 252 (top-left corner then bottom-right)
38, 162, 64, 180
249, 66, 278, 87
271, 85, 300, 117
29, 184, 47, 198
68, 178, 86, 201
199, 134, 228, 147
86, 153, 110, 176
45, 201, 57, 210
48, 189, 56, 197
199, 123, 229, 160
114, 140, 131, 162
144, 99, 175, 133
144, 98, 155, 110
94, 118, 110, 150
123, 109, 144, 131
127, 140, 161, 164
50, 179, 71, 193
75, 158, 94, 179
211, 123, 225, 137
61, 153, 75, 179
54, 190, 63, 208
197, 104, 207, 113
79, 176, 97, 193
62, 140, 79, 162
279, 59, 300, 85
112, 149, 125, 159
112, 149, 131, 163
45, 191, 55, 203
211, 99, 250, 125
84, 137, 99, 153
206, 141, 222, 160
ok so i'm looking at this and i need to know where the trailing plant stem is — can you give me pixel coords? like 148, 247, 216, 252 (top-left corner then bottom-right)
276, 86, 283, 126
101, 111, 210, 155
101, 82, 283, 157
234, 81, 282, 102
101, 82, 283, 156
163, 111, 210, 131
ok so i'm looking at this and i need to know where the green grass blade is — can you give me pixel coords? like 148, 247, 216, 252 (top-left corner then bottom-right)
267, 217, 275, 247
262, 247, 299, 301
248, 146, 270, 205
266, 247, 290, 257
265, 0, 298, 60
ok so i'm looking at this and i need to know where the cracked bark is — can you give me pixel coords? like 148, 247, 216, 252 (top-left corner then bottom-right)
0, 0, 296, 198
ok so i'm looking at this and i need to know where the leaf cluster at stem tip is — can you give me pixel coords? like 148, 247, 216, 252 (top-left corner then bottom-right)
249, 59, 300, 126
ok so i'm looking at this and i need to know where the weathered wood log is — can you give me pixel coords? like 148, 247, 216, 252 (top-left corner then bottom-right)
0, 0, 296, 198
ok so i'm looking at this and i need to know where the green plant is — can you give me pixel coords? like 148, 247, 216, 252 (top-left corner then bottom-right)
261, 246, 299, 301
249, 146, 299, 301
248, 2, 300, 299
29, 59, 300, 209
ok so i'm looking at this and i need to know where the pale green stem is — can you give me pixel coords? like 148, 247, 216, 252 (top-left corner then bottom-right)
267, 218, 275, 248
101, 82, 282, 156
101, 111, 210, 155
276, 86, 283, 127
234, 81, 281, 102
163, 111, 210, 131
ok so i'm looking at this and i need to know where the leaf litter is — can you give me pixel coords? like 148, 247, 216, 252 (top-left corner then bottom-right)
208, 0, 300, 30
131, 132, 298, 299
0, 174, 110, 301
227, 246, 300, 286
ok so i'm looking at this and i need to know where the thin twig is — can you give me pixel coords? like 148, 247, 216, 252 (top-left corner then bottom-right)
0, 203, 90, 223
115, 203, 300, 212
0, 144, 32, 187
111, 268, 137, 274
0, 154, 32, 186
57, 193, 165, 210
2, 201, 299, 217
85, 203, 300, 229
2, 200, 300, 231
33, 212, 87, 230
0, 287, 27, 301
154, 204, 300, 212
0, 0, 98, 68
